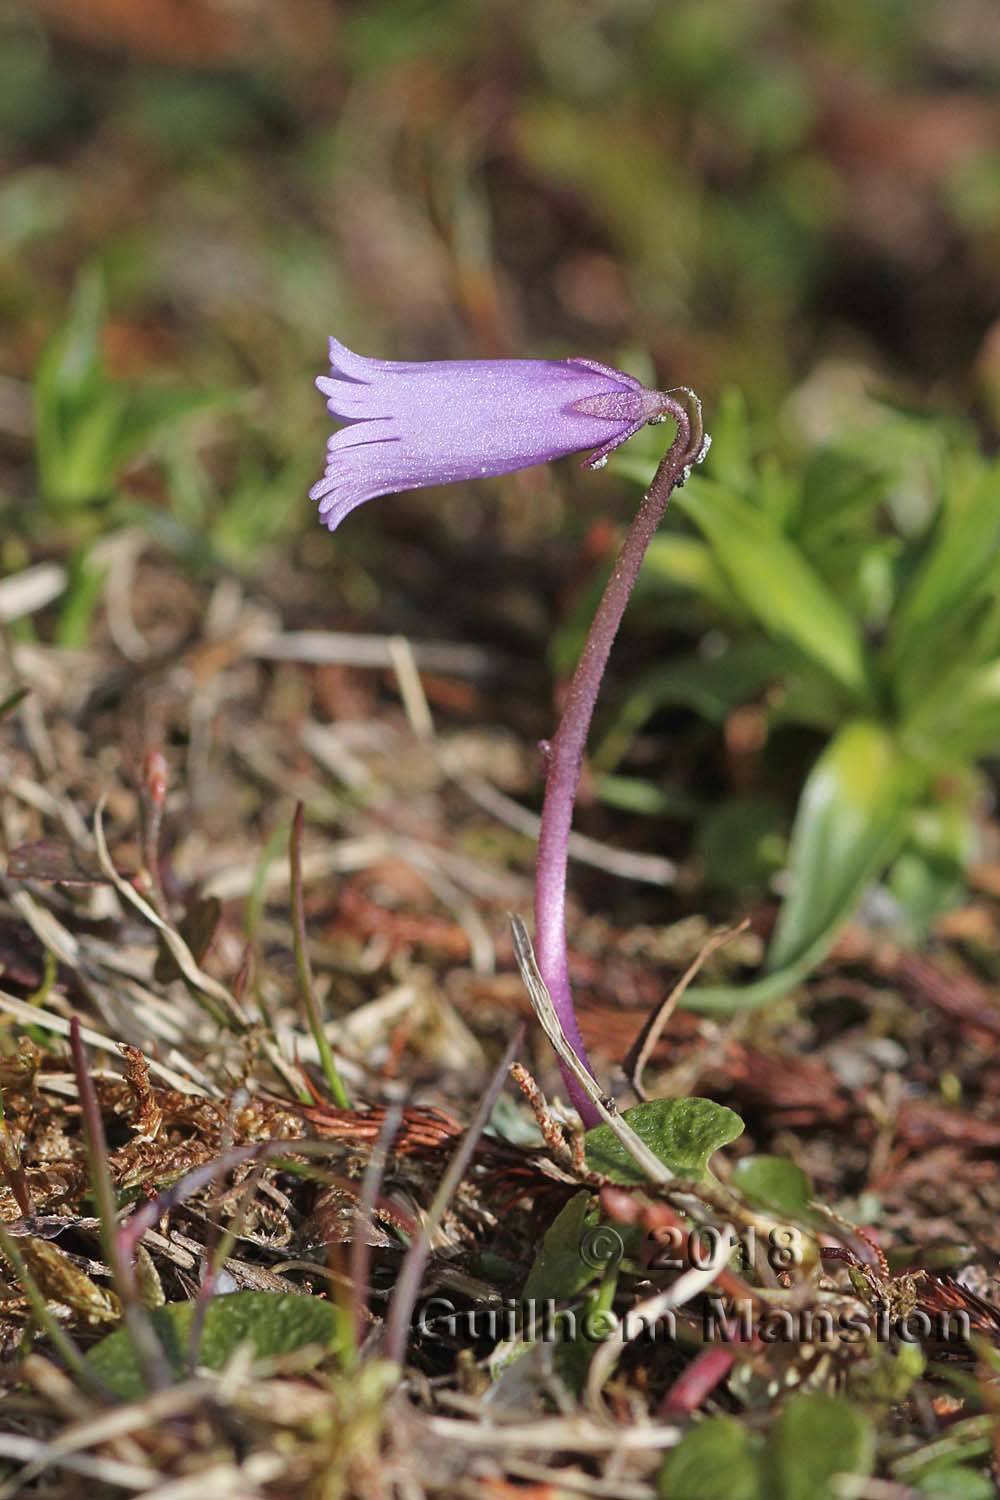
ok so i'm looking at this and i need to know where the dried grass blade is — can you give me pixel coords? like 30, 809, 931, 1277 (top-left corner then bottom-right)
92, 801, 247, 1031
0, 989, 209, 1095
509, 914, 673, 1185
622, 919, 749, 1098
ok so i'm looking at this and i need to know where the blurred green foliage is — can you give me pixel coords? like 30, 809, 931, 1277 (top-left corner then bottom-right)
2, 0, 998, 424
659, 1393, 875, 1500
594, 396, 1000, 1006
1, 0, 998, 1003
35, 267, 210, 512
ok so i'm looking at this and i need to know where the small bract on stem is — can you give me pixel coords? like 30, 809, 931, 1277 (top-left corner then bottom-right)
311, 342, 706, 1124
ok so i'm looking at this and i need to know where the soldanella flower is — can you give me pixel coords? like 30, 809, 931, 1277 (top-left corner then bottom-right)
310, 337, 680, 532
310, 334, 706, 1128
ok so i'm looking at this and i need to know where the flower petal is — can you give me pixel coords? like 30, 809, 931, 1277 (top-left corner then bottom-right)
311, 341, 668, 531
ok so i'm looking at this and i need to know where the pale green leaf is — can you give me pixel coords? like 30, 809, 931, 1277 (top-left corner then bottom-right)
681, 722, 923, 1012
522, 1191, 605, 1302
765, 1393, 874, 1500
730, 1156, 813, 1218
85, 1291, 341, 1399
766, 720, 921, 974
585, 1098, 744, 1185
659, 1416, 763, 1500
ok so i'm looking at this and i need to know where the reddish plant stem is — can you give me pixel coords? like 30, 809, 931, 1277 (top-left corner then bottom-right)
661, 1346, 738, 1416
533, 392, 704, 1124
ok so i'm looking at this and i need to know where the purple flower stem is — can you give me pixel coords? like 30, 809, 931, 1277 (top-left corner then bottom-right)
534, 389, 705, 1126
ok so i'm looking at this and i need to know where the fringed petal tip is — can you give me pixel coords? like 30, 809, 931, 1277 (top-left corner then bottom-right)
309, 476, 372, 533
308, 469, 337, 504
326, 336, 370, 379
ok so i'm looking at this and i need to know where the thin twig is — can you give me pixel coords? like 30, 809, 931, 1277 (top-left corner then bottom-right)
0, 563, 67, 623
387, 635, 434, 740
0, 1434, 153, 1495
444, 761, 677, 887
117, 1138, 366, 1263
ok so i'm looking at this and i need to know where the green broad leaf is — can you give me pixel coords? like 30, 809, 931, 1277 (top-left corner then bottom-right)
679, 964, 817, 1015
730, 1156, 812, 1218
765, 1393, 874, 1500
522, 1191, 605, 1302
893, 590, 1000, 729
889, 457, 1000, 676
913, 1467, 996, 1499
801, 535, 898, 633
680, 722, 923, 1013
595, 775, 701, 820
851, 1341, 925, 1405
753, 454, 798, 529
85, 1291, 341, 1399
767, 669, 846, 735
902, 657, 1000, 762
209, 454, 315, 564
57, 396, 125, 505
887, 459, 1000, 720
893, 1419, 996, 1485
34, 267, 216, 510
659, 1416, 764, 1500
766, 720, 921, 974
36, 266, 106, 420
55, 549, 107, 649
887, 791, 976, 939
585, 1098, 744, 1185
671, 477, 871, 702
701, 386, 754, 494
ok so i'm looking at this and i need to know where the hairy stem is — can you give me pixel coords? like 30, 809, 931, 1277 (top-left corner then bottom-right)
533, 390, 705, 1125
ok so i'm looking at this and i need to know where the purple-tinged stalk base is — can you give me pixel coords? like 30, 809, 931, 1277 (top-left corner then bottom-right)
533, 392, 705, 1126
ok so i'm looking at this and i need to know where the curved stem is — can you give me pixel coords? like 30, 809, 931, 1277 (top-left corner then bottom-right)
533, 389, 705, 1125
